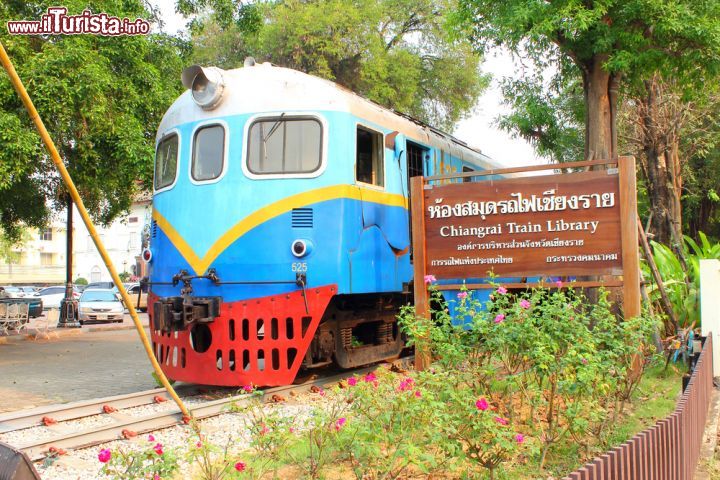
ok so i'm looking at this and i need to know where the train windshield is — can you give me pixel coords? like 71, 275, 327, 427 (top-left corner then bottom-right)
154, 134, 179, 190
247, 117, 322, 174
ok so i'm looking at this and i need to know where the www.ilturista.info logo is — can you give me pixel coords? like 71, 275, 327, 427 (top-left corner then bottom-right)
7, 7, 150, 36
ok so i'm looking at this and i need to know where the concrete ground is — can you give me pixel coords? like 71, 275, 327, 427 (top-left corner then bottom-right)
0, 311, 158, 413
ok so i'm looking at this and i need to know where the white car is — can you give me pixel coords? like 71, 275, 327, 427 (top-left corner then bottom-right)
78, 288, 125, 324
37, 286, 80, 309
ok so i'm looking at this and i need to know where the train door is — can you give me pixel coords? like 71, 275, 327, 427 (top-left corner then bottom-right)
406, 141, 429, 260
406, 141, 428, 202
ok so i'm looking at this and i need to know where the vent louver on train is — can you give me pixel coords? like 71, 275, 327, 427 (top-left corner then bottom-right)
291, 208, 313, 228
152, 220, 158, 238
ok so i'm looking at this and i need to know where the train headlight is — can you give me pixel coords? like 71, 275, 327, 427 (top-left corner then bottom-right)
181, 65, 226, 110
142, 248, 153, 263
291, 239, 313, 258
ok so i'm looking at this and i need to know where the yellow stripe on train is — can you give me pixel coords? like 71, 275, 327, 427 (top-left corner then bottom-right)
153, 185, 408, 275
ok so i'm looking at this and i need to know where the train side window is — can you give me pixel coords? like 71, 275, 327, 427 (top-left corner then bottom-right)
247, 117, 322, 174
462, 166, 474, 183
154, 134, 178, 190
356, 126, 384, 187
192, 125, 225, 181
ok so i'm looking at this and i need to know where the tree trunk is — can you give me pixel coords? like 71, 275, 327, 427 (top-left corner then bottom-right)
583, 54, 618, 161
581, 55, 619, 304
638, 79, 683, 246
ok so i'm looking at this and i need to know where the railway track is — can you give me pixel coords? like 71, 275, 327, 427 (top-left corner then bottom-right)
0, 357, 412, 461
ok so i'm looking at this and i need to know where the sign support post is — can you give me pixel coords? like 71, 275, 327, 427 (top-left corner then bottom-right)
410, 176, 431, 371
619, 156, 641, 319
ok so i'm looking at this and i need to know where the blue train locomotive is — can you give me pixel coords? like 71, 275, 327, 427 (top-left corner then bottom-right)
146, 60, 500, 386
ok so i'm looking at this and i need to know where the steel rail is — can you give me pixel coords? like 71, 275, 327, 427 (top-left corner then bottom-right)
0, 385, 209, 434
14, 358, 413, 461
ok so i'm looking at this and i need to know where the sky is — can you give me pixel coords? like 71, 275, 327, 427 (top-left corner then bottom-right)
150, 1, 546, 168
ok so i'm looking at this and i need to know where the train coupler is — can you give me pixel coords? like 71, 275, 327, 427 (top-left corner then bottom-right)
152, 296, 221, 332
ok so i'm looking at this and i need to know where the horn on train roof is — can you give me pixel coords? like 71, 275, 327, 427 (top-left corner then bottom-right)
181, 65, 226, 110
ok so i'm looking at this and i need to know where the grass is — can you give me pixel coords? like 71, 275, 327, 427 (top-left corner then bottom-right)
539, 359, 684, 479
601, 361, 684, 450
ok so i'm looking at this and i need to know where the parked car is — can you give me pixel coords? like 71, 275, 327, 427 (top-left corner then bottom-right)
1, 286, 26, 297
85, 282, 118, 291
78, 289, 125, 324
125, 283, 147, 312
36, 286, 81, 309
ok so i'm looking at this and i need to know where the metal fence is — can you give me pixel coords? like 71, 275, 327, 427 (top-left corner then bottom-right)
564, 334, 714, 480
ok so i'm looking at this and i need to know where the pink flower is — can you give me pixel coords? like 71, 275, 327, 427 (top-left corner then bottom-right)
556, 280, 563, 288
153, 475, 161, 480
424, 275, 437, 284
318, 387, 326, 397
457, 291, 468, 299
259, 425, 269, 435
494, 313, 505, 324
153, 443, 164, 455
235, 461, 246, 472
364, 372, 377, 383
147, 434, 155, 442
335, 417, 347, 431
97, 448, 112, 463
494, 416, 508, 425
519, 299, 531, 309
497, 286, 507, 294
347, 377, 357, 386
243, 384, 254, 393
475, 397, 489, 411
397, 377, 415, 392
289, 427, 295, 433
196, 441, 202, 448
414, 390, 422, 398
581, 358, 588, 365
515, 433, 525, 443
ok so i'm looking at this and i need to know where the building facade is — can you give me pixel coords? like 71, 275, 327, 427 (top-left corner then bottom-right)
0, 196, 151, 286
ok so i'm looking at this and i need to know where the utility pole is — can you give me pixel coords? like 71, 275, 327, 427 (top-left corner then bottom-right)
57, 194, 80, 328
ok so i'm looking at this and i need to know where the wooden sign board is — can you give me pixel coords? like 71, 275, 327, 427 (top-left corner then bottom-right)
410, 157, 641, 371
423, 170, 622, 279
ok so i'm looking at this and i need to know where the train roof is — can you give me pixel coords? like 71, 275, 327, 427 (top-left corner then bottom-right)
158, 62, 501, 170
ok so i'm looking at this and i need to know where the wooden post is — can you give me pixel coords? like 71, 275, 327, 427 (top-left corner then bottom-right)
619, 156, 641, 319
410, 176, 430, 371
638, 216, 679, 331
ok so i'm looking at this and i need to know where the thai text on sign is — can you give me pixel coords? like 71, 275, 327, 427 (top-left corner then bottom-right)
423, 170, 622, 279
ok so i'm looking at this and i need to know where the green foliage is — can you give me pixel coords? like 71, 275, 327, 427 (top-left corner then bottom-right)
73, 277, 88, 286
186, 431, 246, 480
453, 0, 720, 162
684, 146, 720, 241
498, 69, 585, 164
99, 434, 179, 479
454, 0, 720, 86
0, 228, 31, 264
0, 1, 186, 238
184, 0, 488, 131
644, 232, 720, 328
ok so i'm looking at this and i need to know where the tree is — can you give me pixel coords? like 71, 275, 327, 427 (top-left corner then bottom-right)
0, 0, 186, 241
181, 0, 488, 130
455, 1, 720, 163
497, 68, 585, 164
0, 228, 32, 277
619, 77, 720, 245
